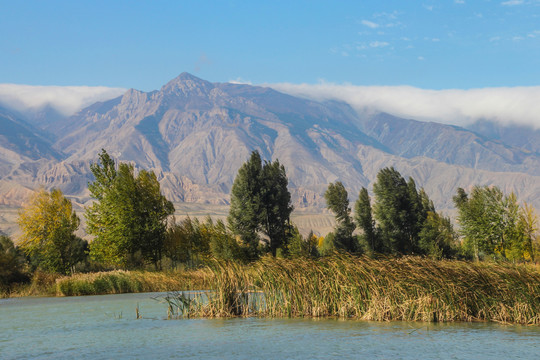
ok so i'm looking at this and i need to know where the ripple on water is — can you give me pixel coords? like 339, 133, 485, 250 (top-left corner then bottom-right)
1, 293, 539, 359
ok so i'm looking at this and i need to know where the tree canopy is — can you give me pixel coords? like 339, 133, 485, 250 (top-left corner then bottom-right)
453, 185, 537, 261
86, 149, 174, 269
17, 188, 83, 274
228, 150, 293, 258
324, 181, 357, 252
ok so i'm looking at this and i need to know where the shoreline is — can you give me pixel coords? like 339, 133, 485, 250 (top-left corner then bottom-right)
5, 255, 537, 325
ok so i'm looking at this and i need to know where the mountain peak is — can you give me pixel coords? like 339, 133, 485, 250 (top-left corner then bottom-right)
176, 72, 203, 81
160, 72, 213, 95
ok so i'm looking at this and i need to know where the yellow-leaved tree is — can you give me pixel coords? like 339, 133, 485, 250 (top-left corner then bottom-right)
18, 188, 85, 274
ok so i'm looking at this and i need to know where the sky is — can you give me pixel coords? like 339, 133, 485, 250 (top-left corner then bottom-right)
1, 0, 540, 127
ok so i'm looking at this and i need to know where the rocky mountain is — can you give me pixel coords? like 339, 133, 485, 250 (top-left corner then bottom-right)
1, 73, 539, 215
358, 113, 540, 176
466, 119, 540, 155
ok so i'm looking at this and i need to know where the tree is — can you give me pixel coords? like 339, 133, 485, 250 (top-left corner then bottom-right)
228, 151, 264, 259
164, 217, 211, 267
519, 202, 539, 261
228, 150, 293, 258
288, 229, 319, 258
133, 169, 175, 268
418, 212, 458, 259
86, 150, 174, 268
324, 181, 357, 252
0, 235, 29, 289
260, 159, 294, 256
18, 188, 82, 274
372, 168, 418, 254
206, 218, 245, 261
354, 187, 380, 253
453, 186, 529, 261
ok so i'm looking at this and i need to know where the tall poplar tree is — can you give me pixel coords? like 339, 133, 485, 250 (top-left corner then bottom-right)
260, 159, 293, 256
324, 181, 357, 252
228, 150, 293, 258
372, 167, 416, 254
354, 187, 380, 253
227, 151, 264, 258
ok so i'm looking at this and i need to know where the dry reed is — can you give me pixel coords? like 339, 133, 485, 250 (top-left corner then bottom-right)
176, 254, 540, 324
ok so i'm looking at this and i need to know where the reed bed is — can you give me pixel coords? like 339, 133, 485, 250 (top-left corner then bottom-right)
55, 268, 213, 296
173, 254, 540, 325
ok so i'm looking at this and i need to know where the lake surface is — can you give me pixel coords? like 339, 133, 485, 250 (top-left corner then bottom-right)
1, 292, 539, 359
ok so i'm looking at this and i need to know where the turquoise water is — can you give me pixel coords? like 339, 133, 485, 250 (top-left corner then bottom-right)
1, 292, 539, 359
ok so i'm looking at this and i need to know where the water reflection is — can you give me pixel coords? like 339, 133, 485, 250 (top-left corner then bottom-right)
1, 293, 539, 359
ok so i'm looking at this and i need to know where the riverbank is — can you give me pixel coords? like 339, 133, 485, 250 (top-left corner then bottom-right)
3, 255, 539, 324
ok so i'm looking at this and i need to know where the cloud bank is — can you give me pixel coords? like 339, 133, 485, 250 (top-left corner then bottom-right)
2, 82, 540, 130
0, 84, 126, 116
268, 82, 540, 129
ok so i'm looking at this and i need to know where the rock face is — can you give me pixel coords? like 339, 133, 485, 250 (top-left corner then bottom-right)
1, 73, 540, 213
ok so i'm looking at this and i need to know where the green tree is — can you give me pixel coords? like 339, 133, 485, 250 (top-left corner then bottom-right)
228, 151, 264, 259
0, 235, 29, 289
86, 150, 174, 268
324, 181, 357, 252
354, 187, 381, 253
18, 188, 82, 274
206, 218, 245, 261
372, 168, 418, 254
260, 159, 294, 256
453, 186, 527, 261
132, 169, 175, 268
164, 217, 211, 267
519, 202, 539, 261
418, 212, 458, 259
228, 151, 293, 258
288, 228, 319, 258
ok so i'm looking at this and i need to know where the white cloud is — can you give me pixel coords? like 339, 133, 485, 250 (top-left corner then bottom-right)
361, 20, 379, 29
502, 0, 524, 5
229, 78, 252, 85
369, 41, 390, 48
0, 84, 126, 116
454, 0, 465, 4
267, 82, 540, 129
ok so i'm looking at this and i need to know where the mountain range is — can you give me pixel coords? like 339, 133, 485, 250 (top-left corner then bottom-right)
1, 73, 539, 220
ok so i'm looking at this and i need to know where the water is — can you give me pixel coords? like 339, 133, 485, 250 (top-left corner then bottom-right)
1, 293, 539, 359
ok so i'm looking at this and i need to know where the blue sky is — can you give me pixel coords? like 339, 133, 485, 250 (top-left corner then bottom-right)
1, 0, 540, 91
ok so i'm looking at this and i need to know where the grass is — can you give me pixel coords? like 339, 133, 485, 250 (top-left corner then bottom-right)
168, 254, 540, 325
55, 268, 213, 296
1, 271, 60, 298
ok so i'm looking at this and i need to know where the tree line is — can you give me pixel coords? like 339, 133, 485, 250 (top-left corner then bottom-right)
1, 150, 539, 291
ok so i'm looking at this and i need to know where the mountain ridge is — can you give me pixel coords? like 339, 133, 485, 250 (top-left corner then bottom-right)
1, 73, 539, 219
